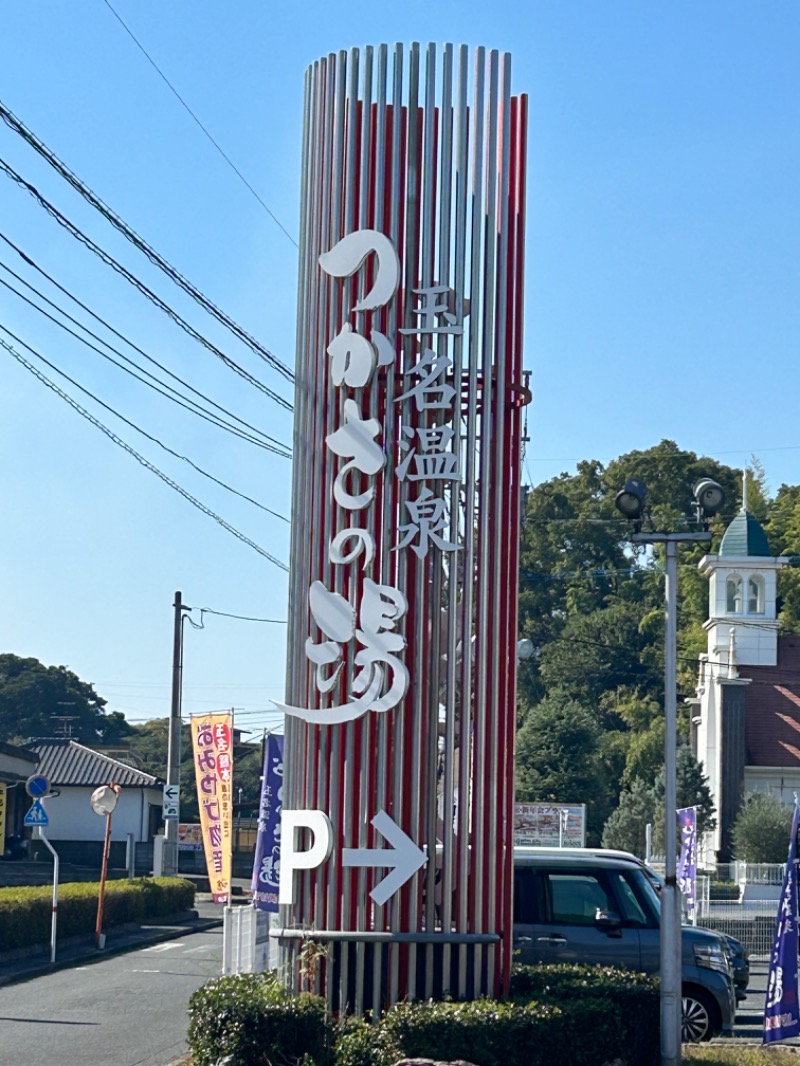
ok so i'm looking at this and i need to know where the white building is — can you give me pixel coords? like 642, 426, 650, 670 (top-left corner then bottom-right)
695, 507, 796, 863
28, 739, 164, 865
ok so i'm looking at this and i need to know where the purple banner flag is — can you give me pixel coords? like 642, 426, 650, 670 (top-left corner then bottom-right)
251, 733, 283, 913
677, 806, 697, 920
764, 801, 800, 1044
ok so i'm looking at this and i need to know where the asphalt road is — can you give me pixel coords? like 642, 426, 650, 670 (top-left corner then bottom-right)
0, 924, 222, 1066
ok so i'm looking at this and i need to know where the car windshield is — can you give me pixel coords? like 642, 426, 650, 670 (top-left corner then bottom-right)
625, 866, 662, 924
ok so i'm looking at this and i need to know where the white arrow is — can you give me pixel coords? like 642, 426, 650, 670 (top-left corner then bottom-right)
342, 810, 427, 906
164, 786, 179, 800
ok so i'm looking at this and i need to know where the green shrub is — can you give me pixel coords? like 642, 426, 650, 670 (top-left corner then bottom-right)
187, 971, 332, 1066
0, 877, 194, 952
333, 1017, 393, 1066
510, 963, 659, 1066
379, 998, 568, 1066
709, 881, 740, 901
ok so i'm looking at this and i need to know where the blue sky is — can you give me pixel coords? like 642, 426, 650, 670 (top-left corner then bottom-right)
1, 2, 797, 735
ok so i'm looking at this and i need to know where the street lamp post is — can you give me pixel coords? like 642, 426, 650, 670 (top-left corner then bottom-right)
615, 479, 724, 1066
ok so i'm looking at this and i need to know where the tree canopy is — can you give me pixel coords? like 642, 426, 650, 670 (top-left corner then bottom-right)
0, 653, 133, 745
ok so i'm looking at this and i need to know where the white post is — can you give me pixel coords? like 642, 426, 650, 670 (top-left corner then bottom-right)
153, 833, 165, 878
126, 832, 135, 880
36, 827, 59, 964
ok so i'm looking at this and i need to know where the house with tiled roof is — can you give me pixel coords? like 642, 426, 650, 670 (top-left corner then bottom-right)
27, 738, 165, 865
695, 502, 797, 862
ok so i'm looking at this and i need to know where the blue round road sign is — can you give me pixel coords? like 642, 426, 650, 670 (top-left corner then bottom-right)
26, 774, 50, 798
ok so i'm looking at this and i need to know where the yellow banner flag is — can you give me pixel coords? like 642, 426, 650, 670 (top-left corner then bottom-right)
190, 713, 233, 904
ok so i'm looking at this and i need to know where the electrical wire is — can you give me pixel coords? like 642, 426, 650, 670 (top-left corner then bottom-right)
0, 323, 290, 522
89, 11, 298, 251
0, 155, 293, 410
0, 333, 290, 570
0, 268, 291, 458
0, 97, 295, 373
198, 607, 287, 623
0, 234, 292, 451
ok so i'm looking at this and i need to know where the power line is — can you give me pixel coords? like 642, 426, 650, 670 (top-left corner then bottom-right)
0, 233, 291, 452
92, 8, 298, 251
0, 333, 290, 571
199, 607, 287, 623
0, 323, 290, 523
0, 97, 296, 373
0, 266, 291, 457
0, 155, 293, 410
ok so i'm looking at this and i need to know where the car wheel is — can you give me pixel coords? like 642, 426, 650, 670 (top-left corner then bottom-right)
682, 988, 717, 1043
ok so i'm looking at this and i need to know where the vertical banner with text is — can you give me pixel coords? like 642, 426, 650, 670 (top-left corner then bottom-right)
251, 733, 284, 912
190, 713, 234, 904
0, 784, 6, 848
764, 801, 800, 1043
676, 806, 697, 921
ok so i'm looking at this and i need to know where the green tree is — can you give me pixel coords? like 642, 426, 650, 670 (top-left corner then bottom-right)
601, 779, 656, 856
0, 653, 132, 744
731, 793, 794, 863
516, 691, 610, 843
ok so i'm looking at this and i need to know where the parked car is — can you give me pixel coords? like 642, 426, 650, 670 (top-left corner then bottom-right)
513, 849, 736, 1042
514, 845, 750, 1002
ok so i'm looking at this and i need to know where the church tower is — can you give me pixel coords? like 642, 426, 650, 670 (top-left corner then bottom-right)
695, 490, 788, 862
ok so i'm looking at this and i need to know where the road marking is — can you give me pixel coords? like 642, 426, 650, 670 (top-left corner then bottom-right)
131, 969, 161, 973
142, 943, 180, 952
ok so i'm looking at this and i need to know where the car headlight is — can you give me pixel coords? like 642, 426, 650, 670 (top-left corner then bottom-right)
694, 944, 731, 976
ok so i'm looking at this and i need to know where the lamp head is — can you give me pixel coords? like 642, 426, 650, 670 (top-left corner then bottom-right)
517, 638, 536, 662
693, 478, 725, 518
614, 478, 648, 522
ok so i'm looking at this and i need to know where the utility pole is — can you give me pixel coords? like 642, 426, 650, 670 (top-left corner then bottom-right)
165, 591, 190, 875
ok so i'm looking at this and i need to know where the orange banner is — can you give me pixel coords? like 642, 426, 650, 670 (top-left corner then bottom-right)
190, 713, 233, 903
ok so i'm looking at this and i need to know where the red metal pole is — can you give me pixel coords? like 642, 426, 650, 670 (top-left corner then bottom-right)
95, 808, 113, 948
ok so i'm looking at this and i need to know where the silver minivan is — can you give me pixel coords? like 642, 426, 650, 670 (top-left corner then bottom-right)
513, 849, 736, 1042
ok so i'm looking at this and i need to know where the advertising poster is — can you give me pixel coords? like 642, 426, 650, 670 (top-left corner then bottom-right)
513, 803, 586, 847
251, 733, 283, 912
190, 713, 234, 904
177, 823, 204, 851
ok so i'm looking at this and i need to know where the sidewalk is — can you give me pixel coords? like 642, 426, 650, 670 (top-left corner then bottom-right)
0, 894, 229, 989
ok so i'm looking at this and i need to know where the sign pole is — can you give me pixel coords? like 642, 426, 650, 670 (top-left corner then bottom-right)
36, 825, 59, 963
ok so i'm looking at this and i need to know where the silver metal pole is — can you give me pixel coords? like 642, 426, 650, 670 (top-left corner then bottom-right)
36, 827, 59, 964
662, 538, 682, 1066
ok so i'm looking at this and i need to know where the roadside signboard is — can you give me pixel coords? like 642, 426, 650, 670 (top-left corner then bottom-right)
513, 803, 586, 847
24, 799, 49, 827
178, 823, 203, 851
163, 784, 180, 820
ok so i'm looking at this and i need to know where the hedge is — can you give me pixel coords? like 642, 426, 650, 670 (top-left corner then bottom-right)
188, 964, 660, 1066
188, 972, 333, 1066
709, 881, 740, 901
0, 877, 195, 952
510, 963, 660, 1066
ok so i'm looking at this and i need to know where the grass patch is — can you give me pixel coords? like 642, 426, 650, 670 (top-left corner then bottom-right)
684, 1047, 800, 1065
